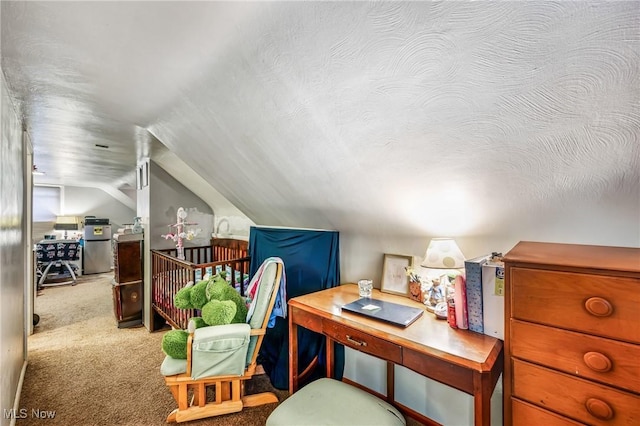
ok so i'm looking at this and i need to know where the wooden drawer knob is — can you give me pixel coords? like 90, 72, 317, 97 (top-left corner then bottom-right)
584, 297, 613, 317
583, 351, 612, 372
585, 397, 614, 420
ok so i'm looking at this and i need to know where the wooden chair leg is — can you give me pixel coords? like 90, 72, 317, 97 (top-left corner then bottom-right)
169, 384, 180, 404
178, 383, 189, 410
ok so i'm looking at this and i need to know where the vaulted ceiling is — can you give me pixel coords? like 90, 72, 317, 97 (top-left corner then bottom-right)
2, 2, 639, 239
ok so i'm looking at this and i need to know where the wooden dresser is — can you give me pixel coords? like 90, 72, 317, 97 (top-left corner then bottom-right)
503, 241, 640, 426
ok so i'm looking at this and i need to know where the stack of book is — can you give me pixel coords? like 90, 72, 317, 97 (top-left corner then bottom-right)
464, 253, 505, 340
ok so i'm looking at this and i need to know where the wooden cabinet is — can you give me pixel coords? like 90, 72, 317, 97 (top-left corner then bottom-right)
112, 280, 143, 328
113, 240, 142, 283
503, 241, 640, 426
112, 239, 143, 328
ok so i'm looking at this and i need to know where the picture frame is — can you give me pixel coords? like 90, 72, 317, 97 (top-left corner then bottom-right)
380, 253, 413, 296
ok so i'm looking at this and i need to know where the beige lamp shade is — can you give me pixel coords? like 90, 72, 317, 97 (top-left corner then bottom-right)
420, 238, 465, 269
54, 216, 81, 231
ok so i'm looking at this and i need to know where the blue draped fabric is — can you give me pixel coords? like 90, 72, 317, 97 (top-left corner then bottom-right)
249, 226, 343, 389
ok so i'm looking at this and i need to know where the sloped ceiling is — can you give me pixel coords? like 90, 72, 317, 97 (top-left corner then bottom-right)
2, 2, 639, 240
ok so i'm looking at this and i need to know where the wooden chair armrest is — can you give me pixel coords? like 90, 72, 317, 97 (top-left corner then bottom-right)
250, 329, 266, 336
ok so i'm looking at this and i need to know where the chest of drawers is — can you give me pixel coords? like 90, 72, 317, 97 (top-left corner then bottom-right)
503, 241, 640, 426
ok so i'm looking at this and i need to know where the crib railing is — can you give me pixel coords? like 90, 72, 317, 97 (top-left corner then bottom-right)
151, 243, 250, 331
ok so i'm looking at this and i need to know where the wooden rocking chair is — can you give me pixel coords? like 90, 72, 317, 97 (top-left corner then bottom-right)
161, 259, 284, 423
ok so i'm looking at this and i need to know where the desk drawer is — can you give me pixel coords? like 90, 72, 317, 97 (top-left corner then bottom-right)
322, 320, 402, 364
511, 320, 640, 393
404, 347, 474, 394
511, 268, 640, 343
290, 306, 323, 333
513, 359, 640, 425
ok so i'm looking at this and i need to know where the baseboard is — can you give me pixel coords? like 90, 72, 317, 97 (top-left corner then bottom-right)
10, 360, 28, 426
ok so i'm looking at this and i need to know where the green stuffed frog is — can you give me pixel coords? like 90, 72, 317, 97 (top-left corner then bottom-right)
161, 273, 248, 359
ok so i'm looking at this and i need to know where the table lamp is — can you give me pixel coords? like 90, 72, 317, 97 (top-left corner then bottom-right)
420, 238, 465, 270
54, 216, 80, 240
420, 238, 465, 311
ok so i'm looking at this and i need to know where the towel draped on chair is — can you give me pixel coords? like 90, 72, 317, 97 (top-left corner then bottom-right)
246, 256, 286, 327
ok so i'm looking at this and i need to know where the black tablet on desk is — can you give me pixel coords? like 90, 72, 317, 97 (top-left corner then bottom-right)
341, 297, 424, 327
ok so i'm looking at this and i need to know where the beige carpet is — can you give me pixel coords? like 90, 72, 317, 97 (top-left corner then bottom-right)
18, 273, 287, 426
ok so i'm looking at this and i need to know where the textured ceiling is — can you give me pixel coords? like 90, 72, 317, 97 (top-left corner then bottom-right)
2, 2, 639, 238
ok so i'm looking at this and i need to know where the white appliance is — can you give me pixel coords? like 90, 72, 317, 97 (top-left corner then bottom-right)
83, 220, 112, 274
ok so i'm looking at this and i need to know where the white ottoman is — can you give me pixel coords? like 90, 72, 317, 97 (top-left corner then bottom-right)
267, 378, 406, 426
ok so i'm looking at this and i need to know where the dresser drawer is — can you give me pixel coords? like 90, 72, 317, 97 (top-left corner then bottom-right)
511, 319, 640, 393
513, 359, 640, 425
322, 320, 402, 364
512, 398, 582, 426
510, 268, 640, 343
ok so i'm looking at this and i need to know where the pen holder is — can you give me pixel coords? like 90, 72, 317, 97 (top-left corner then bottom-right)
409, 280, 424, 303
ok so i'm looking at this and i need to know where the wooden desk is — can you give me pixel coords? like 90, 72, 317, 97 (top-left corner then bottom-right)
288, 284, 503, 426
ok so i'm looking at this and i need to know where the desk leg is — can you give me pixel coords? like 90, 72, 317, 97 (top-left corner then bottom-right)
325, 337, 334, 378
386, 362, 395, 403
473, 372, 492, 426
289, 310, 299, 394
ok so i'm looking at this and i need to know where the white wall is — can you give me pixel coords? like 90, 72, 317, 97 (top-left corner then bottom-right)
139, 160, 214, 329
137, 162, 151, 328
24, 133, 34, 337
32, 185, 136, 243
64, 186, 136, 231
339, 193, 640, 286
152, 145, 254, 239
147, 162, 213, 251
0, 70, 27, 426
